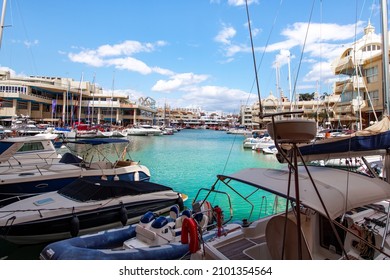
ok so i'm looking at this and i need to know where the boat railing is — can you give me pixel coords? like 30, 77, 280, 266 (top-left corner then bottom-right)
192, 187, 233, 225
0, 193, 37, 208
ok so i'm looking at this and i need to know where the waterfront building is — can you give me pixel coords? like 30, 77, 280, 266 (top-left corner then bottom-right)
332, 22, 386, 130
0, 71, 156, 127
248, 22, 389, 130
155, 107, 231, 129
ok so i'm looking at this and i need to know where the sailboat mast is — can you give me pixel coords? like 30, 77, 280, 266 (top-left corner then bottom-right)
0, 0, 7, 50
78, 73, 84, 124
110, 72, 115, 126
91, 73, 96, 125
287, 51, 292, 111
245, 0, 263, 118
381, 0, 390, 116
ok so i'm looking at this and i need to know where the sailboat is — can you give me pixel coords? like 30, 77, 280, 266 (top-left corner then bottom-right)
185, 0, 390, 261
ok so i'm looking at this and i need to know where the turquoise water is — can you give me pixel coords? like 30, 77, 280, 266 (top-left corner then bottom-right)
0, 129, 283, 260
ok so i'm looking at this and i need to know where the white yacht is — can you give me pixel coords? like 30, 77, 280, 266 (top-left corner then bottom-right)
124, 125, 162, 136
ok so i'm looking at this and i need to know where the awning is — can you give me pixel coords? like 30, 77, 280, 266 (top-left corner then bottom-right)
41, 118, 61, 122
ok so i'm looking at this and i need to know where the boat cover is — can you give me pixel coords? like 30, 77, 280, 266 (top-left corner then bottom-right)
64, 138, 129, 145
285, 117, 390, 162
58, 178, 173, 202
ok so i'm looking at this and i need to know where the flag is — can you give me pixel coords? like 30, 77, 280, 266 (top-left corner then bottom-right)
52, 99, 57, 113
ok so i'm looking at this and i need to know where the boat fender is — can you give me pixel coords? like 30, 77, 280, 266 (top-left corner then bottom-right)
177, 195, 184, 211
181, 217, 199, 253
119, 205, 128, 226
70, 215, 79, 237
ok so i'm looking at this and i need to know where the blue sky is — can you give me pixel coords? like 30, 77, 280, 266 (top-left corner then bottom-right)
0, 0, 384, 113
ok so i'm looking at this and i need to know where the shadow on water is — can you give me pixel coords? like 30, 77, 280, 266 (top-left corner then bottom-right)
0, 239, 47, 260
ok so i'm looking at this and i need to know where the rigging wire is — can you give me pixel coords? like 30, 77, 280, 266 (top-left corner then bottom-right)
241, 0, 283, 119
215, 1, 284, 198
13, 0, 38, 75
290, 0, 316, 112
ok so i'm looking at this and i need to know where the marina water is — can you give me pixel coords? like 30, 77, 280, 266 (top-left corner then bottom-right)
0, 129, 283, 260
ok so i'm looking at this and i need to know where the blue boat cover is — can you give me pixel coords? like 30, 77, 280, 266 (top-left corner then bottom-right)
299, 130, 390, 156
65, 138, 129, 145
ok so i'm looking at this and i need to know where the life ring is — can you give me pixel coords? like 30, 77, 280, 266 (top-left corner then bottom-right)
181, 217, 199, 253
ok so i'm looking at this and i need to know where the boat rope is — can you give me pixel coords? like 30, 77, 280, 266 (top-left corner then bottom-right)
0, 203, 105, 214
2, 215, 16, 237
258, 195, 267, 219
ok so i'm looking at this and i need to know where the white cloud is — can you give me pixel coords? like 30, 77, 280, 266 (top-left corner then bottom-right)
152, 72, 209, 92
24, 40, 39, 48
214, 26, 236, 45
69, 50, 105, 67
107, 57, 152, 75
105, 88, 144, 101
227, 0, 258, 6
262, 21, 367, 93
0, 66, 17, 76
171, 85, 256, 112
96, 40, 166, 57
68, 40, 169, 75
273, 49, 294, 68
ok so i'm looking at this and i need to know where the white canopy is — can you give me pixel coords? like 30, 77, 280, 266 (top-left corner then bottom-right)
218, 166, 390, 219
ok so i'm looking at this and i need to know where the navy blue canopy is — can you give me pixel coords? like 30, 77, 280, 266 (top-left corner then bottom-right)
65, 138, 129, 145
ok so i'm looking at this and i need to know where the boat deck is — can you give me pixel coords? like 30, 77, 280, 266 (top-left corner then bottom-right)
214, 236, 265, 260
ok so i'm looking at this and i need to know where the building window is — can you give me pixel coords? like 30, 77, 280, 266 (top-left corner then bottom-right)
1, 99, 13, 107
364, 66, 378, 83
17, 101, 28, 109
31, 103, 40, 111
362, 44, 381, 52
367, 90, 380, 106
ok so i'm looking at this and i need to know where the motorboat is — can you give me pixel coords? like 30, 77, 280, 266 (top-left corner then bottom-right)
45, 127, 76, 139
226, 126, 251, 136
10, 115, 45, 136
112, 129, 128, 137
39, 200, 236, 260
243, 137, 264, 149
251, 136, 275, 152
0, 177, 186, 245
0, 133, 60, 166
242, 130, 268, 149
124, 125, 162, 136
0, 138, 151, 206
262, 145, 277, 154
96, 130, 114, 138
